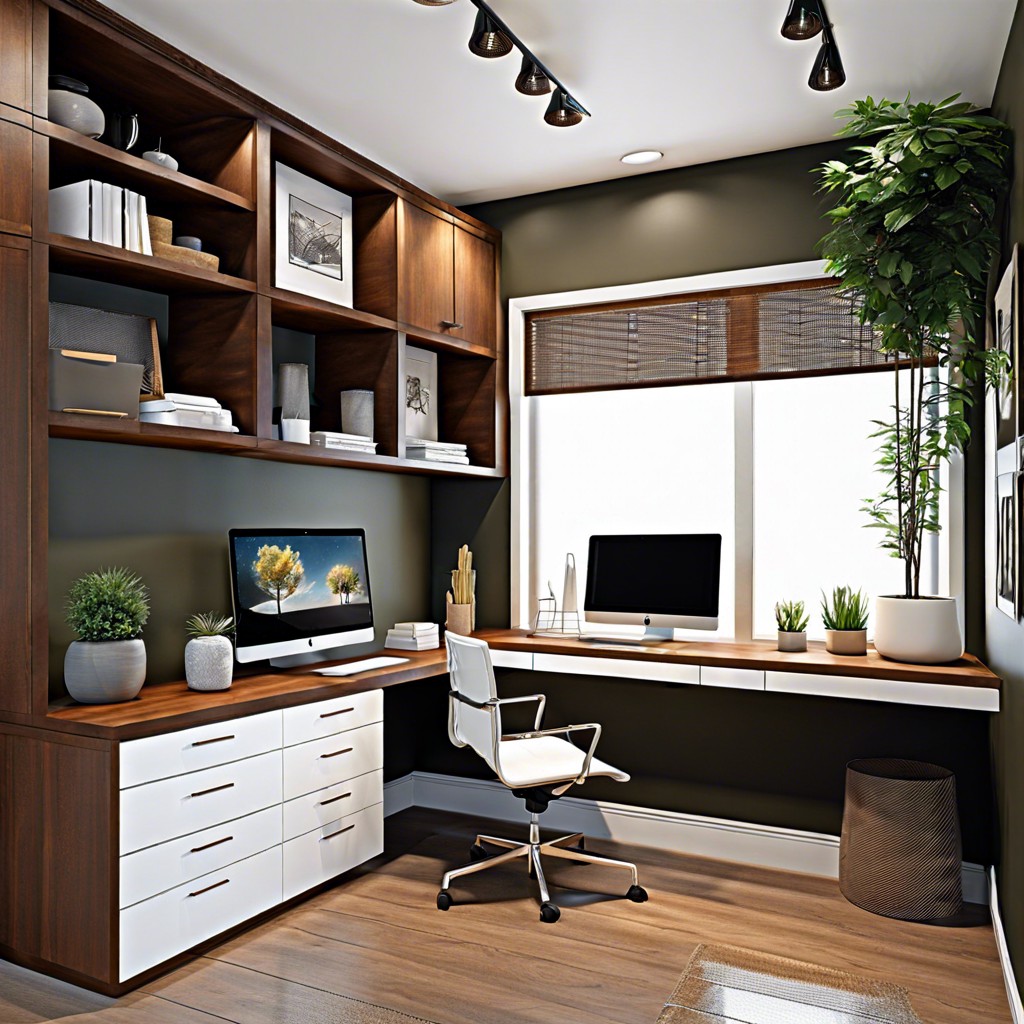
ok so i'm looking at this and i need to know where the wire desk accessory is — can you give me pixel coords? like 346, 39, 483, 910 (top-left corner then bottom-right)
530, 554, 582, 637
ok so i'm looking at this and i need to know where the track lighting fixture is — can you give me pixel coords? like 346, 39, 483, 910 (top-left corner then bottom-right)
781, 0, 845, 91
415, 0, 590, 126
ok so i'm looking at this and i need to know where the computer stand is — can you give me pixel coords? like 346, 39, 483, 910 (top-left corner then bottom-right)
579, 626, 675, 645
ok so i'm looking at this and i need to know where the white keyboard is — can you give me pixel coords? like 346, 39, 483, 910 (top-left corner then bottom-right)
313, 656, 410, 677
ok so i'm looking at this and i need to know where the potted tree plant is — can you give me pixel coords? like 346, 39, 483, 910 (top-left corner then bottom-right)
819, 95, 1010, 663
775, 599, 810, 652
821, 586, 870, 656
64, 567, 149, 703
185, 612, 235, 691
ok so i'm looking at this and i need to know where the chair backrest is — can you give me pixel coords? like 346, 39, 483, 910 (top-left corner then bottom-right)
446, 632, 499, 771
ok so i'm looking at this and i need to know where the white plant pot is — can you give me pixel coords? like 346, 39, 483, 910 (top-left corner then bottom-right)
873, 596, 963, 664
185, 635, 234, 691
824, 629, 867, 656
777, 630, 807, 652
64, 639, 146, 704
280, 418, 310, 444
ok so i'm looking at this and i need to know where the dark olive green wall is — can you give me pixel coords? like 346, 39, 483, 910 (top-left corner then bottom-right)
988, 0, 1024, 992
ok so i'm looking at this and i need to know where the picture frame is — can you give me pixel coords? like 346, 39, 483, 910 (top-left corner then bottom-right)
993, 244, 1020, 452
274, 162, 353, 308
996, 445, 1020, 620
404, 344, 438, 442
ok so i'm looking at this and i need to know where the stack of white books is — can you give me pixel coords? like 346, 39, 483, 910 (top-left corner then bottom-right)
310, 430, 377, 454
384, 621, 440, 650
406, 439, 469, 465
139, 393, 237, 432
49, 179, 153, 255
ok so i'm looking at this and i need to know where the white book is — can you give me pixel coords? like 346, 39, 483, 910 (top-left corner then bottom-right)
390, 622, 439, 637
163, 393, 222, 408
406, 450, 471, 464
49, 180, 97, 241
110, 185, 124, 248
99, 183, 111, 245
123, 190, 136, 252
406, 438, 467, 452
138, 194, 152, 256
310, 430, 374, 445
385, 635, 440, 651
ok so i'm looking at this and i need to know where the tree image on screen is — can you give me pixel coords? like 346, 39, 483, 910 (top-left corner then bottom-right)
326, 564, 362, 604
252, 544, 305, 614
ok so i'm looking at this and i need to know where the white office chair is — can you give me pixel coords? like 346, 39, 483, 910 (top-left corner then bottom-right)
438, 632, 648, 923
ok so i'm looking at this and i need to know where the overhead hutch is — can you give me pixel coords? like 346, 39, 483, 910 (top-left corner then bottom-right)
0, 0, 505, 995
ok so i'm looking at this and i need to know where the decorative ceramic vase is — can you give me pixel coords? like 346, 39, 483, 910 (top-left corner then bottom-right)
143, 150, 179, 172
777, 630, 807, 653
103, 110, 140, 151
825, 629, 867, 656
184, 635, 234, 691
873, 596, 963, 664
48, 75, 105, 139
341, 389, 374, 439
64, 639, 145, 703
279, 363, 310, 445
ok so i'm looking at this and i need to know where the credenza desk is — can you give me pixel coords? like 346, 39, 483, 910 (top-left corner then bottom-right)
2, 631, 998, 995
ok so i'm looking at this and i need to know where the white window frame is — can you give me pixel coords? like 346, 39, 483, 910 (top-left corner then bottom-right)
509, 261, 964, 639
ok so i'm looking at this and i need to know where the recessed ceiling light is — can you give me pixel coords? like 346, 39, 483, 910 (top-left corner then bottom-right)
621, 150, 663, 165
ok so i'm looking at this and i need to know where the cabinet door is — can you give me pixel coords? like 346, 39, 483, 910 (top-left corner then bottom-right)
453, 226, 497, 350
0, 0, 32, 114
398, 201, 454, 334
0, 118, 31, 236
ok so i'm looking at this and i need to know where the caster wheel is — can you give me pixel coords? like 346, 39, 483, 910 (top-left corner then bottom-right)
469, 843, 488, 861
436, 890, 453, 911
539, 902, 561, 924
626, 884, 649, 903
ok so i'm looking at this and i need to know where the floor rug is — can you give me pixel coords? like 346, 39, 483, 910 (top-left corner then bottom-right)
658, 943, 923, 1024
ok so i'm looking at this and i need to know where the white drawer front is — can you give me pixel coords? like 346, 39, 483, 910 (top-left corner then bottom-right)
119, 710, 282, 789
119, 844, 282, 982
490, 649, 533, 670
533, 652, 699, 685
283, 804, 383, 901
282, 688, 383, 748
701, 666, 765, 690
120, 750, 283, 855
120, 804, 282, 909
283, 723, 383, 802
283, 769, 383, 842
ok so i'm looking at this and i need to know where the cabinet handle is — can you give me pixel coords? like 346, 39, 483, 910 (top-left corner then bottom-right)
440, 320, 464, 330
190, 835, 234, 854
320, 823, 355, 842
190, 782, 235, 798
188, 878, 230, 898
319, 792, 352, 807
320, 708, 354, 719
191, 734, 235, 747
320, 747, 353, 760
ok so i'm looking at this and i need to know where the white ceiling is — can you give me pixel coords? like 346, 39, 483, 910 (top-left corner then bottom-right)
103, 0, 1017, 207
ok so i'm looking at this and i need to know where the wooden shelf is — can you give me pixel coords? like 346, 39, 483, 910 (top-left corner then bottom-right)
49, 411, 258, 453
40, 119, 256, 212
48, 233, 257, 294
400, 321, 498, 359
269, 287, 397, 334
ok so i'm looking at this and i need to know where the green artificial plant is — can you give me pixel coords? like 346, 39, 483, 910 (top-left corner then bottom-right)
818, 95, 1010, 598
775, 600, 810, 633
185, 612, 234, 638
66, 567, 150, 642
821, 586, 870, 632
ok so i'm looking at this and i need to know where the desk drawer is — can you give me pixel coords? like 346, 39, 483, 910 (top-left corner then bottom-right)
119, 710, 282, 789
120, 804, 282, 909
283, 723, 383, 802
120, 749, 282, 855
701, 666, 765, 690
119, 844, 282, 982
283, 768, 383, 842
533, 652, 699, 685
282, 803, 383, 901
282, 689, 383, 747
491, 649, 533, 670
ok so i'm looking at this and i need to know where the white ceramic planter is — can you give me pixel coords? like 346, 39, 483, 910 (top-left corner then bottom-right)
64, 639, 146, 703
777, 630, 807, 653
873, 596, 963, 664
185, 635, 234, 691
825, 629, 867, 656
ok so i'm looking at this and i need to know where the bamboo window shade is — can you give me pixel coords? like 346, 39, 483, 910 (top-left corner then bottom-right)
525, 279, 893, 396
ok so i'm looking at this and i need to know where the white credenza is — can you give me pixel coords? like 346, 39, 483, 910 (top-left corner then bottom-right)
117, 690, 383, 981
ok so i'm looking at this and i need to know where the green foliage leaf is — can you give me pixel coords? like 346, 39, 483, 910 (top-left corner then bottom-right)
66, 567, 149, 642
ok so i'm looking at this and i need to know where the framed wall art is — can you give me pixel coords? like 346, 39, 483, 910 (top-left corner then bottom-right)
993, 243, 1020, 452
996, 445, 1021, 620
274, 162, 353, 307
405, 344, 438, 442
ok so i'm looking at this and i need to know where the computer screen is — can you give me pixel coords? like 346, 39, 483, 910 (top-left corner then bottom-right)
228, 528, 375, 663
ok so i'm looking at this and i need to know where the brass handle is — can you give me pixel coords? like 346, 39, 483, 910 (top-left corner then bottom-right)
320, 747, 353, 760
319, 792, 352, 807
188, 878, 230, 897
320, 708, 354, 719
190, 835, 233, 854
190, 782, 235, 798
440, 320, 464, 330
320, 823, 355, 842
192, 734, 235, 747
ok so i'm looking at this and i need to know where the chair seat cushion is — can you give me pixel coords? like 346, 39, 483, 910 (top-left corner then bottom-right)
497, 734, 629, 788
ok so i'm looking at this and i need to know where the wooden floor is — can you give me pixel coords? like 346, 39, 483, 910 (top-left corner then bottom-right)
0, 807, 1012, 1024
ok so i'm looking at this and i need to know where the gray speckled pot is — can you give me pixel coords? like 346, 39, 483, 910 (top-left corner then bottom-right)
185, 636, 234, 691
64, 639, 146, 703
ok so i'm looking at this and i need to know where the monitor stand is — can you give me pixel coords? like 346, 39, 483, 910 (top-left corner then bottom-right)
580, 626, 675, 645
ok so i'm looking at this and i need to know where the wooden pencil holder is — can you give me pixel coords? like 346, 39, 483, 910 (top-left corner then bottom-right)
446, 603, 472, 636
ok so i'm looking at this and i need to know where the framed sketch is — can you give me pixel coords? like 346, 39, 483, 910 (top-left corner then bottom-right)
274, 162, 353, 307
996, 448, 1020, 619
993, 244, 1019, 451
405, 345, 438, 441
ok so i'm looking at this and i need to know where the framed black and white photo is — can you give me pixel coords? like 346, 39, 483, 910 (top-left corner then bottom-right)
994, 244, 1019, 452
405, 345, 438, 442
275, 162, 353, 307
996, 451, 1020, 619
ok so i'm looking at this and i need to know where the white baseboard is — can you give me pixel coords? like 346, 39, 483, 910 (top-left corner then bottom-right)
991, 867, 1024, 1023
384, 771, 988, 903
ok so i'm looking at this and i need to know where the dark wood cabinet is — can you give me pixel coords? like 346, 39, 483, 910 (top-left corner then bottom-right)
454, 223, 497, 350
0, 0, 33, 115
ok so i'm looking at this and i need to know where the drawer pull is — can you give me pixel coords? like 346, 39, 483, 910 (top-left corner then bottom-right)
320, 707, 355, 719
191, 734, 235, 747
319, 792, 352, 807
188, 878, 230, 898
189, 835, 234, 854
320, 823, 356, 842
190, 782, 235, 798
440, 320, 464, 330
320, 747, 353, 760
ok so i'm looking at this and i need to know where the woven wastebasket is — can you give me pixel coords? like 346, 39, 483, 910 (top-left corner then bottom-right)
839, 758, 963, 921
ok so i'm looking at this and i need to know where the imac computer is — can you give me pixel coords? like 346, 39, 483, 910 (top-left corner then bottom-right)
582, 533, 722, 643
228, 527, 376, 665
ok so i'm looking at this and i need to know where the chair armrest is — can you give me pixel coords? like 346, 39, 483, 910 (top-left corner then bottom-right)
490, 693, 546, 731
501, 722, 603, 783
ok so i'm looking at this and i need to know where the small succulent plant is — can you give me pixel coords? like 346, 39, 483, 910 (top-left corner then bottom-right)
821, 586, 869, 632
775, 600, 809, 633
185, 612, 234, 638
